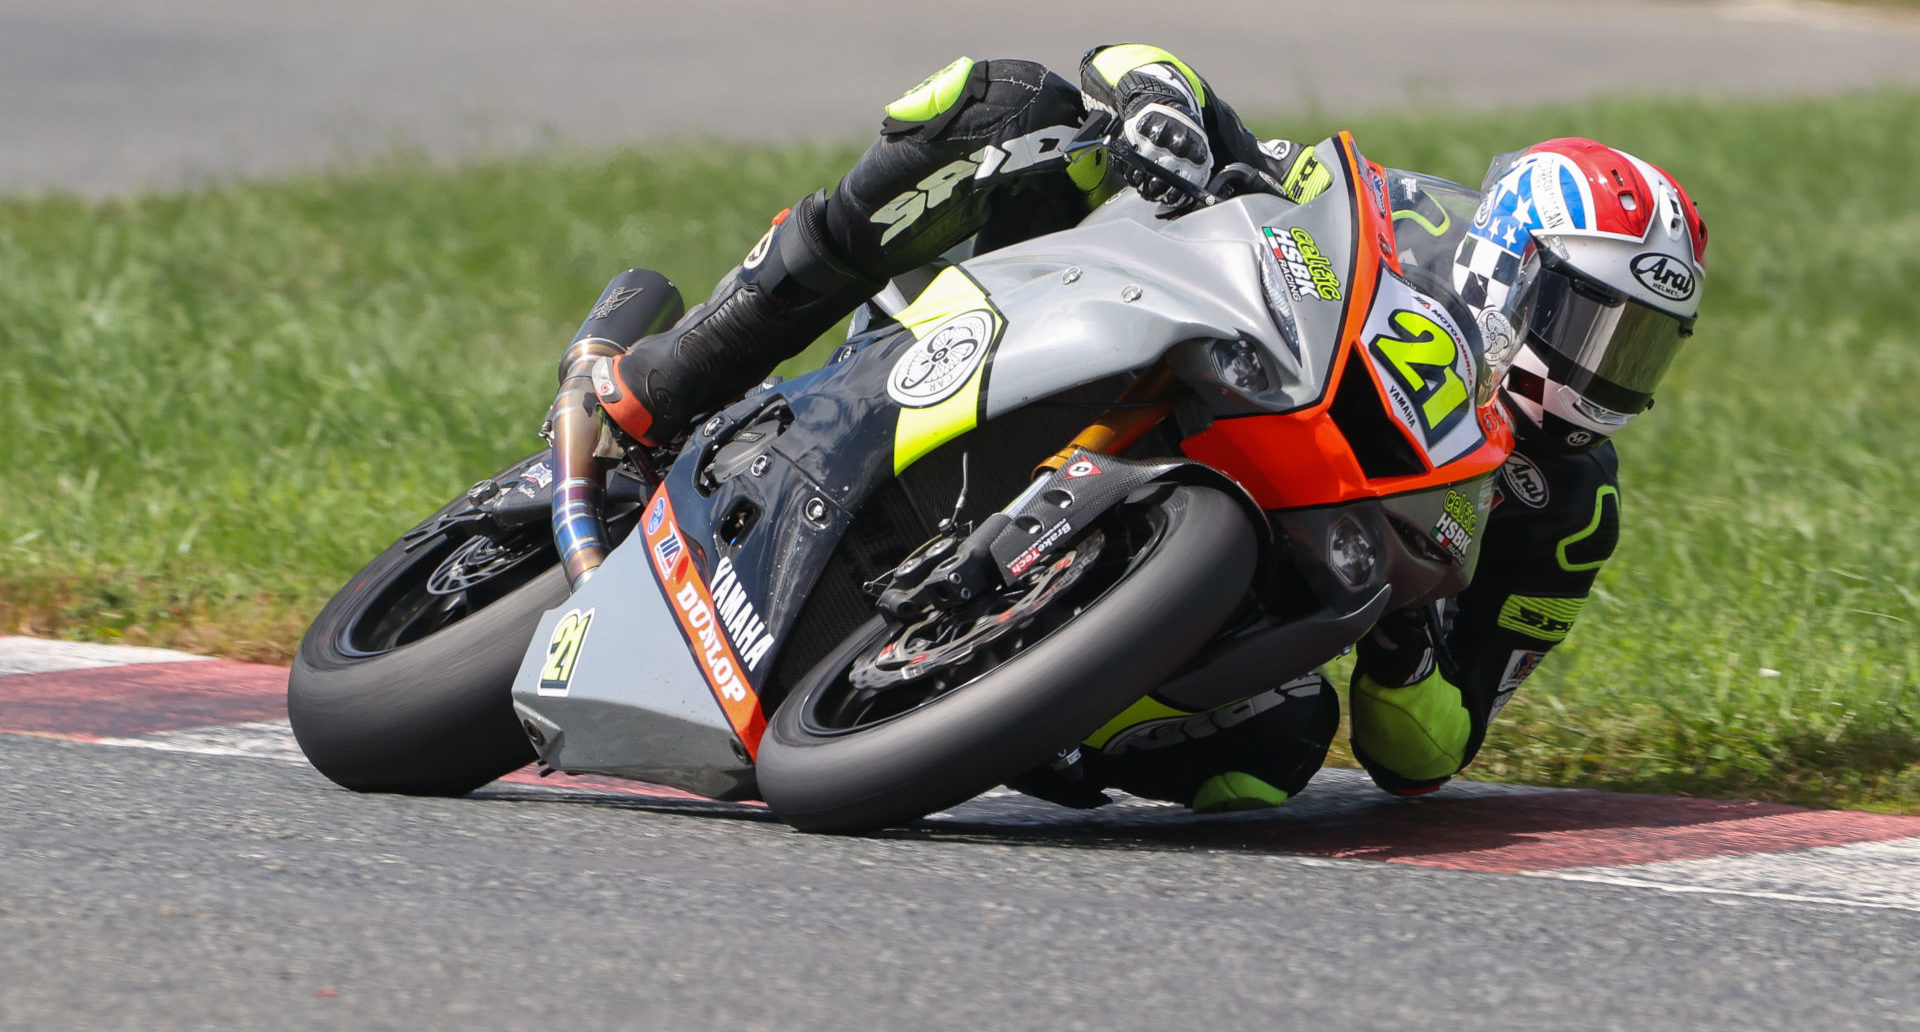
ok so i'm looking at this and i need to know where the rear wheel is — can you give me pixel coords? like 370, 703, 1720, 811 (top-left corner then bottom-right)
288, 453, 569, 796
756, 485, 1255, 833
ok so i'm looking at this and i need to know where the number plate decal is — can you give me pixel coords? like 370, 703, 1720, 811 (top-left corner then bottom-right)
1359, 274, 1485, 468
537, 607, 595, 697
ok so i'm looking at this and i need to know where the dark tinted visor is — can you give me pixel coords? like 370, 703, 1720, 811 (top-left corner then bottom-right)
1529, 262, 1688, 414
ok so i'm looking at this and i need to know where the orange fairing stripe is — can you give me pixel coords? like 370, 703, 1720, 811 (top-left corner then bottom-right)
641, 485, 768, 757
1180, 409, 1512, 510
1180, 132, 1515, 509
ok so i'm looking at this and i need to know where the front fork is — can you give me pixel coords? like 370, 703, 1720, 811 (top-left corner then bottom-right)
1033, 364, 1180, 477
877, 364, 1183, 618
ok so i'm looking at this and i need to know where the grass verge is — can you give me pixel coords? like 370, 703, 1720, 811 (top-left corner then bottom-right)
3, 92, 1916, 810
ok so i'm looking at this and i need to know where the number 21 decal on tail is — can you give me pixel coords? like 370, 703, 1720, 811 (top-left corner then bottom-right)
538, 607, 595, 697
1360, 276, 1483, 467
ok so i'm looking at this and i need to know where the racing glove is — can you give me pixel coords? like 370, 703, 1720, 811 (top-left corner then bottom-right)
1081, 46, 1214, 209
1116, 99, 1210, 208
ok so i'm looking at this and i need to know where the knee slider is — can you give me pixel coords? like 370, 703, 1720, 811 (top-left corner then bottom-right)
882, 57, 991, 138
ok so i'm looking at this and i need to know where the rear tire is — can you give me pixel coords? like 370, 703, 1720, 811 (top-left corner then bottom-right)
756, 485, 1255, 833
288, 455, 569, 795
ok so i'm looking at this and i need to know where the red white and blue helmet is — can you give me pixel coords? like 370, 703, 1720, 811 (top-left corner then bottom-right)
1456, 138, 1708, 449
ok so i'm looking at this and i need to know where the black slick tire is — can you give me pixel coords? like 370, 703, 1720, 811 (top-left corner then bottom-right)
288, 518, 568, 797
756, 485, 1255, 834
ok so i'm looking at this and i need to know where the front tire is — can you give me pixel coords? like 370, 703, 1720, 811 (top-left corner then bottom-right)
756, 485, 1255, 833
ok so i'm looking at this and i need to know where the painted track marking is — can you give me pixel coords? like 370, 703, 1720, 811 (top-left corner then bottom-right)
3, 634, 1917, 913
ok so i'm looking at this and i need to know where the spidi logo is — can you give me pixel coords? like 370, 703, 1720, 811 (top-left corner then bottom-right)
1630, 253, 1695, 302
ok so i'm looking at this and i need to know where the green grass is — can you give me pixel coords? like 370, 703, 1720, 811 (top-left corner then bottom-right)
3, 92, 1917, 810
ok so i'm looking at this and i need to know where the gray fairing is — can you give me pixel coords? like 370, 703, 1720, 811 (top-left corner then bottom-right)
510, 530, 759, 799
511, 135, 1502, 796
968, 179, 1354, 420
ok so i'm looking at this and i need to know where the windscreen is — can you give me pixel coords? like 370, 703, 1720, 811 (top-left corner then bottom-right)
1385, 168, 1535, 398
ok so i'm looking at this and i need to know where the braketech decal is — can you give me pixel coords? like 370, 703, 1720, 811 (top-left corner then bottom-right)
1006, 517, 1073, 578
641, 486, 767, 755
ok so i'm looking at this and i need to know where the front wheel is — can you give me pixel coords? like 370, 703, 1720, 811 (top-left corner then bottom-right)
756, 485, 1256, 833
288, 453, 569, 796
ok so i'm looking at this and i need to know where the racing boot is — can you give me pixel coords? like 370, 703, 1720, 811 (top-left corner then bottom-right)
1348, 608, 1471, 796
596, 190, 884, 445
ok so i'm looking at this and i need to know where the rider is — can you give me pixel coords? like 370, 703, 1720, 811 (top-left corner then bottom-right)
589, 45, 1709, 811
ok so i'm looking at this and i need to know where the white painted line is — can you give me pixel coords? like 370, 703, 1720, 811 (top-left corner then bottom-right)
930, 769, 1565, 827
1532, 837, 1920, 913
94, 720, 306, 763
0, 636, 210, 676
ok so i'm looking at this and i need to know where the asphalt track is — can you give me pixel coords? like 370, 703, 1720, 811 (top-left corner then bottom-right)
4, 638, 1919, 1030
5, 0, 1920, 195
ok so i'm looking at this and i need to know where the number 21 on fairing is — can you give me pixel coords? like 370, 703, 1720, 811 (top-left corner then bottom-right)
538, 608, 595, 697
1371, 309, 1469, 436
1358, 278, 1484, 468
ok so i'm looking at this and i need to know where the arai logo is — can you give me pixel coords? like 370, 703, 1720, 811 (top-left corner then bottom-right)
1500, 453, 1550, 509
887, 310, 995, 407
1630, 252, 1695, 302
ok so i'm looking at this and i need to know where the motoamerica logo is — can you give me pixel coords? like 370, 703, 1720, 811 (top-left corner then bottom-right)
1630, 252, 1695, 302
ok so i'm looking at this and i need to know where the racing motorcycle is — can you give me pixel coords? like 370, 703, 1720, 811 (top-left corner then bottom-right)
287, 129, 1515, 833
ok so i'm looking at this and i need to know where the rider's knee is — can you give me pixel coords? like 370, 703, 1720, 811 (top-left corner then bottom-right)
826, 57, 1086, 272
1086, 671, 1338, 805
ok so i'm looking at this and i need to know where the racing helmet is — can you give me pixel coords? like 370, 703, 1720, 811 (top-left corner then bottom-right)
1456, 137, 1708, 450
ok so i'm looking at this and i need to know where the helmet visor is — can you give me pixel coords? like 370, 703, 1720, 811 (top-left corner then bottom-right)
1528, 261, 1688, 414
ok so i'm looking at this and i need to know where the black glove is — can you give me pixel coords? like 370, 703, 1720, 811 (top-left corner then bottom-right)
1114, 99, 1212, 209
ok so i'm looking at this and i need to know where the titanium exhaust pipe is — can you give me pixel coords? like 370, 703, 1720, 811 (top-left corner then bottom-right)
548, 270, 684, 591
550, 337, 624, 590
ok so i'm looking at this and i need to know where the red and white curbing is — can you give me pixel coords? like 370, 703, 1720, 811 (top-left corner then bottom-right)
3, 634, 1917, 911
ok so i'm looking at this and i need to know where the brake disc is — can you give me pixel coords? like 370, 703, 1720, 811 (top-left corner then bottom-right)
849, 528, 1106, 690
